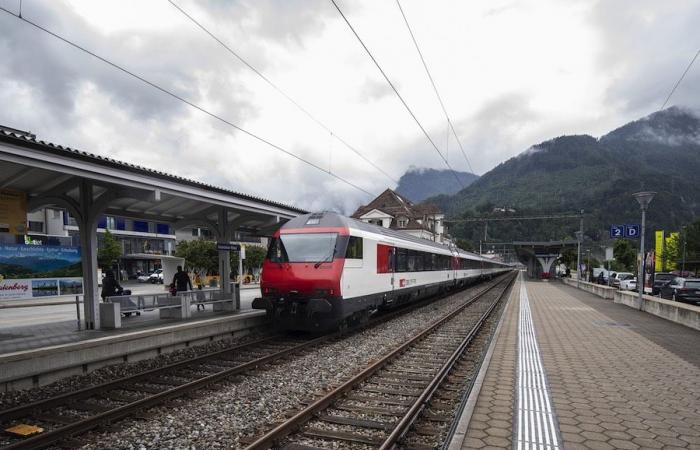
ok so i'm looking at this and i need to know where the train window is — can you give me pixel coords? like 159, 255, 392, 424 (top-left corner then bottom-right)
266, 237, 288, 263
276, 233, 338, 263
345, 236, 363, 259
396, 248, 407, 272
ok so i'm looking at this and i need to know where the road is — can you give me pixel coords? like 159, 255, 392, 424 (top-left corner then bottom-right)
0, 288, 261, 329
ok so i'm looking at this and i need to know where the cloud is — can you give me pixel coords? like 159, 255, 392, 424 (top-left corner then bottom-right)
591, 0, 700, 117
0, 0, 698, 216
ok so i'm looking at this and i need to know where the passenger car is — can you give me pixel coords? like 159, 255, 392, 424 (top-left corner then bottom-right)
253, 211, 511, 331
619, 278, 637, 291
137, 272, 152, 283
659, 278, 700, 305
148, 269, 164, 284
652, 272, 676, 295
612, 272, 634, 288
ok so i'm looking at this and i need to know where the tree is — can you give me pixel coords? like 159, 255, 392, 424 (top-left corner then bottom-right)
613, 239, 636, 271
175, 239, 218, 274
455, 238, 475, 252
560, 248, 577, 268
244, 245, 266, 272
98, 229, 122, 269
660, 232, 681, 271
681, 220, 700, 273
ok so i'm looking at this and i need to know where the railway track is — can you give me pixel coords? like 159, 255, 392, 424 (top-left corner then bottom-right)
0, 276, 510, 450
244, 273, 516, 450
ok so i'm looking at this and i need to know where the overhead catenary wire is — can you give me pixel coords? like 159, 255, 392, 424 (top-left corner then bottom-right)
0, 6, 375, 198
330, 0, 466, 189
660, 48, 700, 111
168, 0, 399, 185
395, 0, 476, 176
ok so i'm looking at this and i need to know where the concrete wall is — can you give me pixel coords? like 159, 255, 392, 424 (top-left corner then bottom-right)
614, 290, 700, 331
562, 278, 700, 331
562, 278, 616, 300
0, 311, 268, 392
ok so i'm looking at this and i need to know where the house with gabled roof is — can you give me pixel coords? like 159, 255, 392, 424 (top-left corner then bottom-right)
350, 189, 450, 244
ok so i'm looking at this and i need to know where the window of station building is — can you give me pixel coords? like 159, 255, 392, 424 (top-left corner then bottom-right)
156, 223, 170, 235
345, 236, 363, 259
28, 221, 44, 233
133, 220, 149, 233
105, 216, 116, 230
397, 218, 408, 228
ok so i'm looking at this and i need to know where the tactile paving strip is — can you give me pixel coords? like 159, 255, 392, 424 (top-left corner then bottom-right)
515, 274, 561, 450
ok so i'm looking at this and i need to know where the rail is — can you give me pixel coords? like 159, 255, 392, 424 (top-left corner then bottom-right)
244, 272, 516, 449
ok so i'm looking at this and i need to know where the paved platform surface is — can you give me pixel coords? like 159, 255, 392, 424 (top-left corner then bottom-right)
0, 289, 260, 355
460, 276, 700, 450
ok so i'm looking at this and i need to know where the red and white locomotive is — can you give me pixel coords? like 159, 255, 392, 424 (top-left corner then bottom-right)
253, 212, 511, 331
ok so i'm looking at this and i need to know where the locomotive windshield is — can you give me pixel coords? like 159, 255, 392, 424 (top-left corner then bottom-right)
267, 233, 338, 263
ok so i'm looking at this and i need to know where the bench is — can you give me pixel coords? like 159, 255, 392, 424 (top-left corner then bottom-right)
102, 285, 239, 329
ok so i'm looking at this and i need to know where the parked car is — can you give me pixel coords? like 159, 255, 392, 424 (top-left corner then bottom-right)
148, 268, 164, 284
612, 272, 634, 288
137, 272, 152, 283
619, 277, 637, 291
652, 272, 676, 295
659, 278, 700, 305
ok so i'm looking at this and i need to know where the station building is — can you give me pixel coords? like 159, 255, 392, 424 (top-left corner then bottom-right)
351, 188, 451, 244
0, 125, 304, 329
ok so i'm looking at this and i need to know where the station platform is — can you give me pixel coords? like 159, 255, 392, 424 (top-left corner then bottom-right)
450, 273, 700, 450
0, 296, 267, 391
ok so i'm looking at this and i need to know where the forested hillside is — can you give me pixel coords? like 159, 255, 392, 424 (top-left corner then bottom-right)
395, 167, 478, 203
428, 107, 700, 244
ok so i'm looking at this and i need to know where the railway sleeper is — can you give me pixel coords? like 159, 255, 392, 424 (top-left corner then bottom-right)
381, 370, 433, 381
282, 443, 329, 450
335, 404, 404, 416
316, 413, 394, 431
358, 386, 422, 396
370, 377, 426, 388
302, 427, 385, 446
33, 413, 81, 425
343, 394, 413, 406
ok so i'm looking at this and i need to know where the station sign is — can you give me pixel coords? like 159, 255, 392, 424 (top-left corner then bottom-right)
610, 225, 624, 239
609, 224, 640, 239
625, 224, 640, 238
216, 242, 241, 252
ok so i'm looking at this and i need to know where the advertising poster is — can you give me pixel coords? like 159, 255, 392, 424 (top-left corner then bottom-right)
0, 244, 83, 300
654, 230, 664, 272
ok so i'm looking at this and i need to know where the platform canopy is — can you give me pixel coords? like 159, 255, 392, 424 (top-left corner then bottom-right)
513, 240, 579, 278
0, 128, 305, 329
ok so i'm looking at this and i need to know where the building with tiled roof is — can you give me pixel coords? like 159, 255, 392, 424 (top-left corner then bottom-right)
350, 189, 450, 244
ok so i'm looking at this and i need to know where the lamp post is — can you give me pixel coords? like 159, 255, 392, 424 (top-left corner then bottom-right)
575, 209, 584, 287
586, 249, 591, 282
633, 191, 656, 310
681, 225, 687, 276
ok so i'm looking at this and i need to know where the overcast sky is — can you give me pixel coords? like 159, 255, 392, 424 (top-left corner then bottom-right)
1, 0, 699, 213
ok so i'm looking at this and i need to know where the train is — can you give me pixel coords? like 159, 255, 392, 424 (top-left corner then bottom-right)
252, 212, 512, 331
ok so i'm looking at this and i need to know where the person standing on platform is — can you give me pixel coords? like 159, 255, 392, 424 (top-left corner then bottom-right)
100, 270, 122, 301
194, 271, 206, 311
172, 266, 192, 293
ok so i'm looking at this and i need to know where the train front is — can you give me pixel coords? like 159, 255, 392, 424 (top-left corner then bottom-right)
252, 213, 347, 331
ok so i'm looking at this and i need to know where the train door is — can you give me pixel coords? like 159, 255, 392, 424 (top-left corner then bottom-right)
391, 247, 396, 291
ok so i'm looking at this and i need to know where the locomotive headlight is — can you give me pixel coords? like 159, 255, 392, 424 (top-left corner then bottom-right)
263, 287, 278, 295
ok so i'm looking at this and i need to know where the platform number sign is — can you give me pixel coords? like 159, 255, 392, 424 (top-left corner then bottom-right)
610, 225, 624, 239
625, 224, 640, 238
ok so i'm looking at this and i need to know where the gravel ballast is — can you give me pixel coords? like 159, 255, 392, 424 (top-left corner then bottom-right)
71, 283, 497, 449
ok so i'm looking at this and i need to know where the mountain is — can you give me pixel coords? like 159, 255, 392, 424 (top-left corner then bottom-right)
429, 107, 700, 243
396, 167, 479, 203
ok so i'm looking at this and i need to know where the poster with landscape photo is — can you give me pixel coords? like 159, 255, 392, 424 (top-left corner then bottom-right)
0, 244, 82, 300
